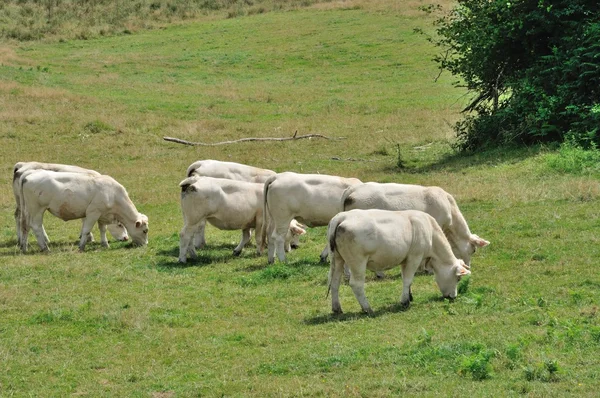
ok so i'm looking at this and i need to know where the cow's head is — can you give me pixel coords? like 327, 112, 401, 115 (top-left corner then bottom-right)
435, 259, 471, 300
107, 222, 129, 241
451, 234, 490, 267
289, 220, 307, 237
130, 214, 149, 246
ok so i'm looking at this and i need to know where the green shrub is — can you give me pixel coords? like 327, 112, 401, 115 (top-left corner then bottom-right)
544, 138, 600, 174
431, 1, 600, 150
459, 348, 495, 380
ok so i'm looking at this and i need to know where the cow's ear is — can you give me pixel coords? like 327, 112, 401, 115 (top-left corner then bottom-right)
455, 264, 471, 277
470, 234, 490, 248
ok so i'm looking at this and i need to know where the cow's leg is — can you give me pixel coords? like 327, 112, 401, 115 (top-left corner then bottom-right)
233, 229, 251, 256
319, 244, 329, 263
30, 210, 49, 252
80, 219, 94, 243
267, 222, 277, 264
98, 222, 110, 248
329, 250, 345, 314
348, 261, 372, 314
79, 214, 99, 252
400, 255, 422, 308
15, 207, 21, 245
19, 209, 31, 253
192, 220, 206, 249
255, 220, 265, 255
274, 229, 287, 263
179, 221, 201, 263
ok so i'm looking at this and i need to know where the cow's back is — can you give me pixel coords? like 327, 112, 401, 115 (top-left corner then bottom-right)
187, 159, 275, 183
333, 209, 433, 271
267, 172, 360, 227
344, 183, 452, 228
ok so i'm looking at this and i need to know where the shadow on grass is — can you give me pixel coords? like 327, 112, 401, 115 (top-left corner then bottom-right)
304, 302, 411, 325
384, 145, 542, 174
0, 238, 19, 249
1, 239, 131, 256
155, 243, 243, 268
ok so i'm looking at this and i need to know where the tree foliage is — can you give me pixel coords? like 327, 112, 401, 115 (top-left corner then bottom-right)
432, 0, 600, 150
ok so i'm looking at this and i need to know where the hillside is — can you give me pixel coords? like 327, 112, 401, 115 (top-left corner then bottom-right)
1, 1, 600, 396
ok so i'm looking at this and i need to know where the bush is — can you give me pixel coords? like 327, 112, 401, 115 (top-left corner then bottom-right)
544, 138, 600, 174
431, 0, 600, 150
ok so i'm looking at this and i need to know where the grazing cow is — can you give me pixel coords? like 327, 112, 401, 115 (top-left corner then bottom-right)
327, 209, 471, 314
19, 170, 148, 252
185, 159, 278, 249
13, 162, 128, 245
178, 176, 306, 263
261, 172, 362, 264
339, 182, 489, 267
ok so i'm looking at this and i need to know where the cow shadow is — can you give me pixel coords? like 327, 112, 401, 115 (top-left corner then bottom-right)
304, 303, 410, 325
2, 239, 129, 255
155, 243, 250, 268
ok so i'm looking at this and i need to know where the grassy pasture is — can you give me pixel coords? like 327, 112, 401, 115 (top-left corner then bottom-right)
1, 2, 600, 396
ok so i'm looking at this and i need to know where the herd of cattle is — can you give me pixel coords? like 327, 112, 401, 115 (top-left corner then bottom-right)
12, 160, 490, 314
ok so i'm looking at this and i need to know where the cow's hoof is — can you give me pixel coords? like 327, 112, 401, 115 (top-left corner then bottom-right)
178, 259, 187, 264
319, 255, 328, 263
291, 244, 299, 250
332, 308, 343, 315
232, 249, 242, 257
399, 301, 410, 310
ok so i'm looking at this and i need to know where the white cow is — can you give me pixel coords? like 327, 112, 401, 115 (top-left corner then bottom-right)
185, 159, 278, 249
178, 176, 306, 263
261, 172, 362, 264
327, 209, 471, 314
339, 182, 489, 267
13, 162, 128, 245
19, 170, 148, 252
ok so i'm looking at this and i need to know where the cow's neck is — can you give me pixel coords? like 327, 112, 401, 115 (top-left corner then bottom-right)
114, 194, 140, 225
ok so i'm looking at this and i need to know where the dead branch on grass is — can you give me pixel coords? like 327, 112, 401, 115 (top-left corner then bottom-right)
163, 131, 345, 146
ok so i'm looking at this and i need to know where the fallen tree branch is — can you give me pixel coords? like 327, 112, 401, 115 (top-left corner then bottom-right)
163, 131, 345, 146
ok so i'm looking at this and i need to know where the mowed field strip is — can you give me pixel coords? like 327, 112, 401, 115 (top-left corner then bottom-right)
1, 3, 600, 396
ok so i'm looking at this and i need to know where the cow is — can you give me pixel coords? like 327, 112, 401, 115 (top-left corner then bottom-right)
261, 172, 362, 264
185, 159, 278, 249
13, 162, 128, 245
178, 176, 306, 263
19, 170, 148, 252
327, 209, 471, 314
338, 182, 489, 267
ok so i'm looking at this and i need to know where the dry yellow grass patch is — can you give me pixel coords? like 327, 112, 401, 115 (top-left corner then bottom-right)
0, 46, 32, 66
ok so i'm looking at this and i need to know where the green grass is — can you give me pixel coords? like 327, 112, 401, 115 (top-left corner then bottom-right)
2, 2, 600, 396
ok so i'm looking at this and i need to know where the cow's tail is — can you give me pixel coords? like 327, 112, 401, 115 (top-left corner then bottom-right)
185, 161, 201, 178
260, 175, 277, 253
340, 185, 354, 212
179, 176, 198, 193
326, 215, 342, 298
19, 171, 32, 242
